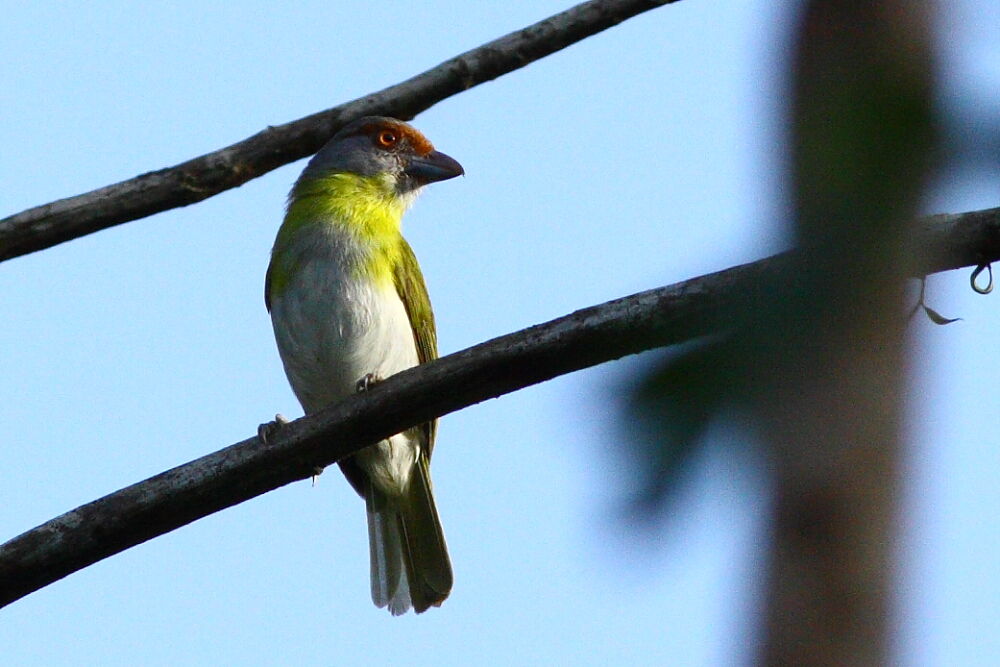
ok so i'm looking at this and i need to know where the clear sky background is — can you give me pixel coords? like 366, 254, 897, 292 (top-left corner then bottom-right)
1, 2, 998, 665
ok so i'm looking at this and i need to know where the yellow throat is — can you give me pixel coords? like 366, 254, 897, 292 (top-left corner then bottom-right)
277, 172, 409, 288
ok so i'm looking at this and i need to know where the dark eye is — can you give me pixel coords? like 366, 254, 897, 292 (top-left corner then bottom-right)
375, 130, 399, 148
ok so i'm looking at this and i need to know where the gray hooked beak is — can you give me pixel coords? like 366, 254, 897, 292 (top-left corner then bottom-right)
405, 150, 464, 184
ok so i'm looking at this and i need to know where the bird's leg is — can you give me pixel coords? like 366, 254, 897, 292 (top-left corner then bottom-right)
257, 413, 290, 445
258, 414, 324, 483
356, 372, 383, 393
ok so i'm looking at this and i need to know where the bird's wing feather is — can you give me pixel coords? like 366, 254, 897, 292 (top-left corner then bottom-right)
393, 237, 438, 456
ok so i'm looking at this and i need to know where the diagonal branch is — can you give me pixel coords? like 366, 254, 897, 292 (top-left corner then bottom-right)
0, 0, 677, 263
0, 204, 997, 609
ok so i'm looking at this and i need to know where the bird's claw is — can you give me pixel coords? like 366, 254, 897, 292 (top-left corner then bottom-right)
259, 415, 324, 484
257, 413, 290, 445
356, 372, 383, 393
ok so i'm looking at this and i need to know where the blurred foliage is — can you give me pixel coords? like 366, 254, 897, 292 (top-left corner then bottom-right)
622, 0, 938, 512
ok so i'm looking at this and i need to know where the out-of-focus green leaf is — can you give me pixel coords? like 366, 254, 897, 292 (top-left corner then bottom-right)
625, 337, 740, 512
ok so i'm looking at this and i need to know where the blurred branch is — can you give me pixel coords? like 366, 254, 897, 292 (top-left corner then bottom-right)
759, 1, 937, 664
0, 0, 676, 263
0, 203, 996, 608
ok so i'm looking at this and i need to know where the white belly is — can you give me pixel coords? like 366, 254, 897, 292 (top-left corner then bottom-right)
269, 244, 421, 495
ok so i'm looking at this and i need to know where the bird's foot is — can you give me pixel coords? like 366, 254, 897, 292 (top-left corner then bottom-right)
258, 414, 324, 483
356, 372, 383, 393
257, 413, 289, 445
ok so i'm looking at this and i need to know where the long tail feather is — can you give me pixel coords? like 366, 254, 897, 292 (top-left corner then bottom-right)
365, 485, 410, 615
364, 461, 451, 614
399, 458, 452, 611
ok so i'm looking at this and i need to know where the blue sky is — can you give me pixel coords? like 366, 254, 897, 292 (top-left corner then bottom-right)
1, 2, 998, 665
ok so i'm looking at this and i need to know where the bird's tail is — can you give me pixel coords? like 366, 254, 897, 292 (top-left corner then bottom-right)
365, 459, 452, 615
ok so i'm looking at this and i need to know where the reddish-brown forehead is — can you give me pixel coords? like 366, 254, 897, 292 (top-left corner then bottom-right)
360, 120, 434, 155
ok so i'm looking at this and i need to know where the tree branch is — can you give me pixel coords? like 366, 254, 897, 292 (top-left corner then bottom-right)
913, 206, 1000, 274
0, 205, 996, 608
0, 0, 676, 263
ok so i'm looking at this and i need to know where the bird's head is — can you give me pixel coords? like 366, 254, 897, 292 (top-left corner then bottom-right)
277, 116, 463, 289
299, 116, 464, 198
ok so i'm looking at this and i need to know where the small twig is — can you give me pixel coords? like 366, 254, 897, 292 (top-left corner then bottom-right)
908, 276, 961, 325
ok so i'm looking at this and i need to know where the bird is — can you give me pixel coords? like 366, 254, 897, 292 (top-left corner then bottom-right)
264, 116, 463, 614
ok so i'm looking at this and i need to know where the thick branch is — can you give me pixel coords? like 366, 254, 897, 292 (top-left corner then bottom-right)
0, 0, 675, 263
0, 204, 997, 608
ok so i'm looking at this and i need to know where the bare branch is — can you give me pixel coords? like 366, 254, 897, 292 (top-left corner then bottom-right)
0, 0, 677, 263
0, 205, 996, 608
913, 206, 1000, 274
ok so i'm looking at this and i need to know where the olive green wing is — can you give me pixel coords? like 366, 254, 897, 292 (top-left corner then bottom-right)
393, 237, 438, 456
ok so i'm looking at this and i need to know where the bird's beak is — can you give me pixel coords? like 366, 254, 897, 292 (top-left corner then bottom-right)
405, 150, 464, 184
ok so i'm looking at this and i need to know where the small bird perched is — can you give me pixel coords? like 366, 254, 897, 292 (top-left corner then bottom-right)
264, 116, 463, 614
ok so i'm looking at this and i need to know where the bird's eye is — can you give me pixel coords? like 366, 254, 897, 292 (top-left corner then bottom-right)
376, 130, 399, 148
